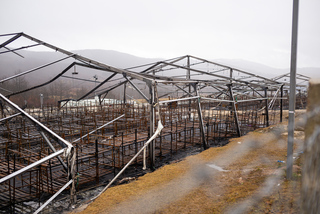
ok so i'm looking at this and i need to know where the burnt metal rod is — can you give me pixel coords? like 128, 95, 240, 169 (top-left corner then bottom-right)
34, 179, 73, 214
149, 82, 156, 170
123, 74, 150, 103
189, 55, 280, 84
0, 44, 40, 55
0, 33, 22, 49
280, 85, 284, 122
228, 84, 241, 137
193, 84, 208, 149
0, 86, 13, 93
0, 149, 65, 184
77, 72, 117, 101
142, 56, 187, 75
7, 62, 76, 97
210, 85, 230, 97
160, 61, 264, 88
201, 97, 234, 103
246, 84, 265, 98
159, 96, 200, 104
95, 61, 164, 98
72, 114, 125, 143
0, 112, 21, 122
3, 46, 24, 58
235, 98, 267, 103
20, 33, 158, 83
0, 55, 75, 83
264, 87, 269, 127
159, 85, 194, 99
61, 75, 101, 83
0, 92, 73, 148
39, 131, 68, 171
175, 85, 193, 97
268, 86, 282, 109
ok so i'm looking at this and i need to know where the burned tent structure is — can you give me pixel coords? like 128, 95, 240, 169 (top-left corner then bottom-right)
0, 32, 308, 213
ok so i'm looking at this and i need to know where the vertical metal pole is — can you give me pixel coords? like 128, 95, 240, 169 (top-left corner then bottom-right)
13, 154, 16, 211
264, 87, 269, 127
193, 83, 208, 150
40, 93, 44, 118
228, 70, 234, 116
49, 159, 53, 193
187, 56, 192, 120
123, 83, 127, 105
280, 85, 284, 122
76, 144, 79, 176
94, 75, 98, 97
95, 139, 99, 184
40, 94, 43, 109
148, 82, 155, 170
134, 129, 138, 166
113, 136, 116, 176
228, 84, 241, 137
287, 0, 299, 180
187, 55, 191, 80
69, 148, 77, 205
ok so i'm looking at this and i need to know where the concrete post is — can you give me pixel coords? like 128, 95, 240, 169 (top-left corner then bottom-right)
302, 79, 320, 213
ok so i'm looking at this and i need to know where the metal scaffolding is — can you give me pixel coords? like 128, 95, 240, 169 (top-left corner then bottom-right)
0, 32, 308, 213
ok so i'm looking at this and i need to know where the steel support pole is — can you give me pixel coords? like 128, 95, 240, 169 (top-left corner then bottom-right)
287, 0, 299, 180
149, 82, 156, 170
39, 131, 68, 171
34, 179, 73, 214
0, 93, 73, 148
123, 74, 150, 103
227, 84, 241, 137
264, 87, 269, 127
0, 149, 65, 184
0, 55, 74, 84
187, 56, 192, 120
0, 112, 21, 122
193, 83, 208, 150
280, 85, 284, 122
0, 33, 22, 49
123, 83, 127, 105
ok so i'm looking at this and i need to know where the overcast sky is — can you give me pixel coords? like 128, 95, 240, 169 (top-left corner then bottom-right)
1, 0, 319, 69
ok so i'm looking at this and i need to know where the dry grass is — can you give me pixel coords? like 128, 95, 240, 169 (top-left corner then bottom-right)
74, 113, 304, 214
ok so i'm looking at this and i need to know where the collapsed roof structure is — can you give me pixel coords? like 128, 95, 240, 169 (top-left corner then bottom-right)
0, 32, 308, 213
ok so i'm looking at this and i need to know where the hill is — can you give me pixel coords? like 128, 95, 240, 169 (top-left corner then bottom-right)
216, 58, 320, 79
1, 49, 319, 81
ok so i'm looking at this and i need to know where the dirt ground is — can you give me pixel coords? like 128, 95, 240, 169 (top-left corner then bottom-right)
72, 110, 305, 214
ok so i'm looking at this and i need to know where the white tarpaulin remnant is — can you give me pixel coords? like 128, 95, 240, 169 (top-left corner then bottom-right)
206, 164, 229, 172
